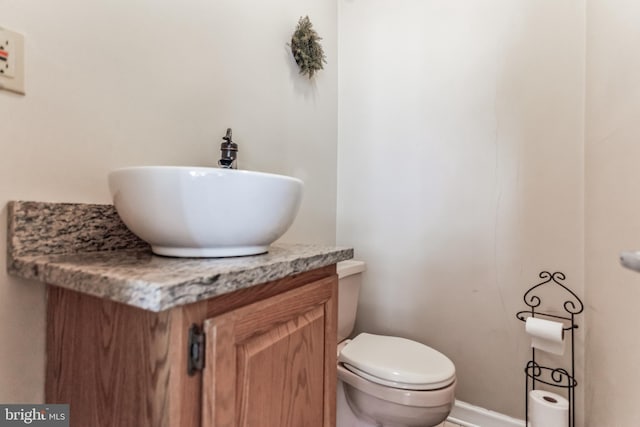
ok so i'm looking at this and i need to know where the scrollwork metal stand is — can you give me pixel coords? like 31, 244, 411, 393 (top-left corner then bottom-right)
516, 271, 583, 427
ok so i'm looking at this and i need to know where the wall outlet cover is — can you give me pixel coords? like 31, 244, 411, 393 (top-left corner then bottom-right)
0, 27, 25, 95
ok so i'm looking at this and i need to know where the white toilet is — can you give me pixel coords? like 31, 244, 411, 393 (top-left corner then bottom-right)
336, 260, 457, 427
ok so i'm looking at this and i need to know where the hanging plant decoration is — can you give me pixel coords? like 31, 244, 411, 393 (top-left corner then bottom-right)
290, 16, 327, 79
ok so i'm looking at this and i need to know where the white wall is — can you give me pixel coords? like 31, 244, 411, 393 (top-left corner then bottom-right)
585, 1, 640, 425
337, 0, 585, 419
0, 0, 337, 402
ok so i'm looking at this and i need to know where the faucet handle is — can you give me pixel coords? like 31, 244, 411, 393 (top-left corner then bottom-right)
222, 128, 233, 143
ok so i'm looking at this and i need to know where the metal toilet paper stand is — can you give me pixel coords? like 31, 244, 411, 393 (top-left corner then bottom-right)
516, 271, 583, 427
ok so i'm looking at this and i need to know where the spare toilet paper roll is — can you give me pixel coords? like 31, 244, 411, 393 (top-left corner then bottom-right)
525, 317, 565, 355
529, 389, 569, 427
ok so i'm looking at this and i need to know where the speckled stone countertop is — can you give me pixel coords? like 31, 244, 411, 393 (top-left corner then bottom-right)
7, 201, 353, 312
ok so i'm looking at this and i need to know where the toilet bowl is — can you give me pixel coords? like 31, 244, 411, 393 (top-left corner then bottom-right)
337, 261, 456, 427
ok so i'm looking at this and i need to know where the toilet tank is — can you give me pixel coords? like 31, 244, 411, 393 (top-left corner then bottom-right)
337, 260, 366, 343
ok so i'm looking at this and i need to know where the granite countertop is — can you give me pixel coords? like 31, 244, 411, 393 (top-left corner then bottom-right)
6, 201, 353, 312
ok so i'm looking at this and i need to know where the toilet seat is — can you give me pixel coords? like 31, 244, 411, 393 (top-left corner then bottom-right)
338, 363, 456, 409
339, 333, 456, 391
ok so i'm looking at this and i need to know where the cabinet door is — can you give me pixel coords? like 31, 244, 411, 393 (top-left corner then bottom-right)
201, 275, 337, 427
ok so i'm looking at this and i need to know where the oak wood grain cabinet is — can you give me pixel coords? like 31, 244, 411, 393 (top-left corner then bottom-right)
45, 265, 338, 427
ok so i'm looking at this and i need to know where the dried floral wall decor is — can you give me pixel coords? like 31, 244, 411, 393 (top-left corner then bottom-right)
290, 16, 327, 79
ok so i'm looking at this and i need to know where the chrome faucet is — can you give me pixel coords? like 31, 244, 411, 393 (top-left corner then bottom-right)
218, 128, 238, 169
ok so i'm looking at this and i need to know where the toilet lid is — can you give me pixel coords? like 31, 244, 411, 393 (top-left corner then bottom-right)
339, 333, 456, 391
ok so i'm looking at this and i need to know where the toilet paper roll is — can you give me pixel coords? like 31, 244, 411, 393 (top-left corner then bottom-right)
525, 317, 565, 356
529, 389, 569, 427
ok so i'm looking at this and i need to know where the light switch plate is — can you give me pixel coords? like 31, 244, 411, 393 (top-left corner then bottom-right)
0, 27, 25, 95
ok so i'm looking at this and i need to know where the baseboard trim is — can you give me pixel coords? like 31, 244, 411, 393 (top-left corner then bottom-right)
447, 400, 526, 427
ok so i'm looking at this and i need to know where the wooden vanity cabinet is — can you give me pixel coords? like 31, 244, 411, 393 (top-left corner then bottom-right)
45, 265, 338, 427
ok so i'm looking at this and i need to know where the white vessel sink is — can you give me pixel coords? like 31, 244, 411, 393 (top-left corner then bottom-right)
108, 166, 303, 258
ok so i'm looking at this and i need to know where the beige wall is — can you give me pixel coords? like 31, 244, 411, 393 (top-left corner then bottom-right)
0, 0, 337, 402
585, 1, 640, 425
337, 0, 585, 419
